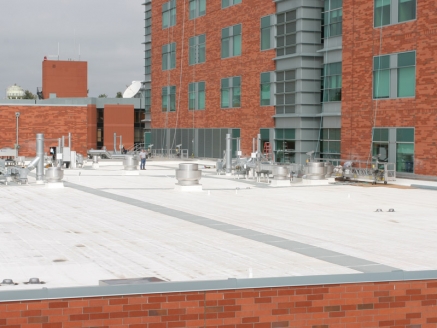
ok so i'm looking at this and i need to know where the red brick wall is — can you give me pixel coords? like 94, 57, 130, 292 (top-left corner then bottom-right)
42, 60, 88, 99
103, 104, 134, 150
0, 105, 89, 157
151, 0, 276, 156
1, 280, 437, 327
341, 0, 437, 175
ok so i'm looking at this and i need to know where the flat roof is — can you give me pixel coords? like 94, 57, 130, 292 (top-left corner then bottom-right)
1, 159, 437, 294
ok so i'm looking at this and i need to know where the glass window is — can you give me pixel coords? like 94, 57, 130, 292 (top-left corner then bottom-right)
373, 51, 415, 99
399, 0, 416, 22
222, 0, 241, 9
322, 62, 342, 102
189, 34, 206, 65
261, 16, 274, 50
145, 10, 152, 36
374, 0, 390, 27
162, 86, 176, 112
396, 143, 414, 172
323, 0, 343, 39
274, 129, 296, 163
189, 0, 206, 19
276, 10, 297, 57
145, 50, 151, 75
144, 89, 151, 113
373, 128, 389, 142
189, 81, 205, 110
162, 0, 176, 29
162, 43, 176, 71
320, 128, 341, 156
221, 76, 241, 108
261, 72, 273, 106
275, 70, 296, 114
221, 24, 242, 59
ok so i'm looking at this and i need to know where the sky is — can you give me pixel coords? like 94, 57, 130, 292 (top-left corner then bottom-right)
0, 1, 144, 98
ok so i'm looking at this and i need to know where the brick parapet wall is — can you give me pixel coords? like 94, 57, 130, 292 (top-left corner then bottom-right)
1, 280, 437, 328
0, 105, 89, 157
341, 0, 437, 175
151, 0, 276, 156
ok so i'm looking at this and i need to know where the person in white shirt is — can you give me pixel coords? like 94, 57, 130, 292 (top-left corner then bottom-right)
139, 149, 147, 170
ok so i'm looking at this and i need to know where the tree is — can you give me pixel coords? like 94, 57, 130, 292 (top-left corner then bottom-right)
23, 90, 36, 99
116, 91, 123, 98
98, 94, 108, 98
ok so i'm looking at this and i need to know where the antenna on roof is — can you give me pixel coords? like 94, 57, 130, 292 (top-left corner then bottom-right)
123, 81, 142, 98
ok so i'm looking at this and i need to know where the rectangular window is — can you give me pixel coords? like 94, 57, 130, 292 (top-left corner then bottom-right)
261, 16, 274, 50
162, 0, 176, 29
145, 50, 151, 75
322, 62, 342, 102
320, 128, 341, 157
162, 43, 176, 71
275, 70, 296, 114
276, 10, 297, 56
144, 89, 151, 113
260, 72, 273, 106
221, 24, 241, 59
189, 34, 206, 65
189, 0, 206, 19
324, 0, 342, 38
396, 128, 414, 173
162, 86, 176, 112
373, 51, 415, 99
189, 82, 205, 110
221, 76, 241, 108
374, 0, 416, 27
145, 10, 152, 36
222, 0, 241, 9
274, 128, 295, 163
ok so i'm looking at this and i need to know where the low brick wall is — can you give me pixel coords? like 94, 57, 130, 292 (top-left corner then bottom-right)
1, 279, 437, 328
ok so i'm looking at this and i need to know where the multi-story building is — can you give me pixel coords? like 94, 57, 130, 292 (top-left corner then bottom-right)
147, 0, 437, 178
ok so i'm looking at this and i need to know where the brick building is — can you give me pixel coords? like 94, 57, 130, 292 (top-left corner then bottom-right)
0, 60, 147, 157
145, 0, 436, 177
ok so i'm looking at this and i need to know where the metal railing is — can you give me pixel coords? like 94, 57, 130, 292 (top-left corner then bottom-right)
151, 149, 189, 159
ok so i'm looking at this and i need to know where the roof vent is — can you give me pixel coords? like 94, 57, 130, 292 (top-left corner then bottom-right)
25, 278, 45, 285
1, 279, 17, 285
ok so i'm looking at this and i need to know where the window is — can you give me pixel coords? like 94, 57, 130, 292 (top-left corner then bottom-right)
320, 128, 341, 157
323, 0, 342, 38
162, 0, 176, 29
145, 89, 151, 113
145, 10, 152, 35
373, 51, 415, 99
162, 43, 176, 71
189, 82, 205, 110
260, 72, 274, 106
222, 0, 241, 9
372, 127, 414, 173
374, 0, 416, 27
145, 49, 151, 75
162, 86, 176, 112
275, 70, 296, 114
261, 15, 274, 50
189, 0, 206, 19
276, 10, 297, 56
322, 62, 342, 102
274, 129, 295, 163
396, 128, 414, 173
189, 34, 206, 65
221, 24, 241, 58
221, 77, 241, 108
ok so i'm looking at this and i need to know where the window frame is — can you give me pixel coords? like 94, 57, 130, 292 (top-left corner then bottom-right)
162, 86, 176, 112
374, 0, 417, 28
221, 24, 242, 59
275, 69, 296, 114
162, 0, 176, 29
261, 15, 275, 51
189, 34, 206, 66
222, 0, 242, 9
162, 42, 176, 71
373, 51, 416, 100
260, 72, 274, 106
323, 0, 343, 39
276, 10, 297, 57
189, 0, 206, 20
322, 62, 342, 102
188, 81, 206, 111
221, 76, 241, 109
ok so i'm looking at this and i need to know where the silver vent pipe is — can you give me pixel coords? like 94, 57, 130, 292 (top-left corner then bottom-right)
68, 132, 72, 148
226, 134, 232, 174
36, 133, 44, 182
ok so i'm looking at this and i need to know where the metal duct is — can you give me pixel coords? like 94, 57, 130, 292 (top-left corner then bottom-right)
226, 134, 231, 174
36, 133, 44, 182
